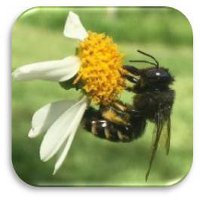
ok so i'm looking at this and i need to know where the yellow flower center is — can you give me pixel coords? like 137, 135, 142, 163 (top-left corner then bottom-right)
74, 32, 126, 105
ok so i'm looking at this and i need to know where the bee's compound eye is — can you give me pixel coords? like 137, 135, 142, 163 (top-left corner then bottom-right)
145, 68, 171, 81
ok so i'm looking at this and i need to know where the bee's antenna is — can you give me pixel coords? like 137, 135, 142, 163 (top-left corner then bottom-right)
129, 60, 156, 66
137, 50, 159, 68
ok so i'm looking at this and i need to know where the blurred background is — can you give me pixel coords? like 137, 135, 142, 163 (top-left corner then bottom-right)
12, 7, 193, 186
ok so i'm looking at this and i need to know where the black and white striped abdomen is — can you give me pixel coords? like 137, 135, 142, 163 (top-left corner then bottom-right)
84, 119, 135, 142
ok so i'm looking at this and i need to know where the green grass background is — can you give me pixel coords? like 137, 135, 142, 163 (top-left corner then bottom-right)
12, 7, 193, 186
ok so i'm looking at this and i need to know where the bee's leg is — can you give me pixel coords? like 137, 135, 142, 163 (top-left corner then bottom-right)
110, 108, 146, 141
124, 74, 138, 83
83, 106, 133, 142
123, 66, 139, 91
101, 105, 147, 141
124, 65, 140, 76
101, 105, 129, 127
112, 101, 141, 119
112, 101, 128, 112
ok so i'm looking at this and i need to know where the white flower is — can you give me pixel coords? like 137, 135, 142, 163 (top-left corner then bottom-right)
13, 11, 87, 82
13, 11, 125, 174
13, 11, 89, 174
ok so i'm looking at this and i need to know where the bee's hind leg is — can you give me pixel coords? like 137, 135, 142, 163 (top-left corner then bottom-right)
83, 106, 132, 142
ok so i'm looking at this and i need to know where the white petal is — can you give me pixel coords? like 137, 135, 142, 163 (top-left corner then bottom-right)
52, 123, 77, 175
12, 56, 80, 82
40, 96, 87, 162
53, 97, 88, 174
28, 100, 78, 138
64, 11, 88, 41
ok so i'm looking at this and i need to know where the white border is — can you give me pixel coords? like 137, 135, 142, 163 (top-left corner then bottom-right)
0, 0, 199, 199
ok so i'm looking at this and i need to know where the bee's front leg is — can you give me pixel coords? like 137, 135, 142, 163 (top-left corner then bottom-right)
124, 74, 138, 84
124, 65, 140, 76
123, 65, 140, 92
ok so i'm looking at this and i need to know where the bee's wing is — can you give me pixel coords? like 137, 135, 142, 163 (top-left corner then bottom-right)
151, 116, 171, 155
165, 117, 171, 155
145, 110, 166, 181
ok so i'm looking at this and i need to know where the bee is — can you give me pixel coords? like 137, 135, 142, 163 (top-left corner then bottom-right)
83, 50, 175, 180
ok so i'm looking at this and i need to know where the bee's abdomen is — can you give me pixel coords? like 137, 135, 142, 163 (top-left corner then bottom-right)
83, 106, 146, 142
84, 119, 134, 142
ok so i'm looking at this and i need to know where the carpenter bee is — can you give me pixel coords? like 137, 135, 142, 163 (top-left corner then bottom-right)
83, 50, 175, 180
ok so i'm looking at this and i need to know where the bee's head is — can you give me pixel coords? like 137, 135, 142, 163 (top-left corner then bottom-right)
141, 67, 174, 86
128, 50, 174, 87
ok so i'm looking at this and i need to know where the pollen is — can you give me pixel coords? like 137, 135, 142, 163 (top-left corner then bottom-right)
74, 32, 126, 105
